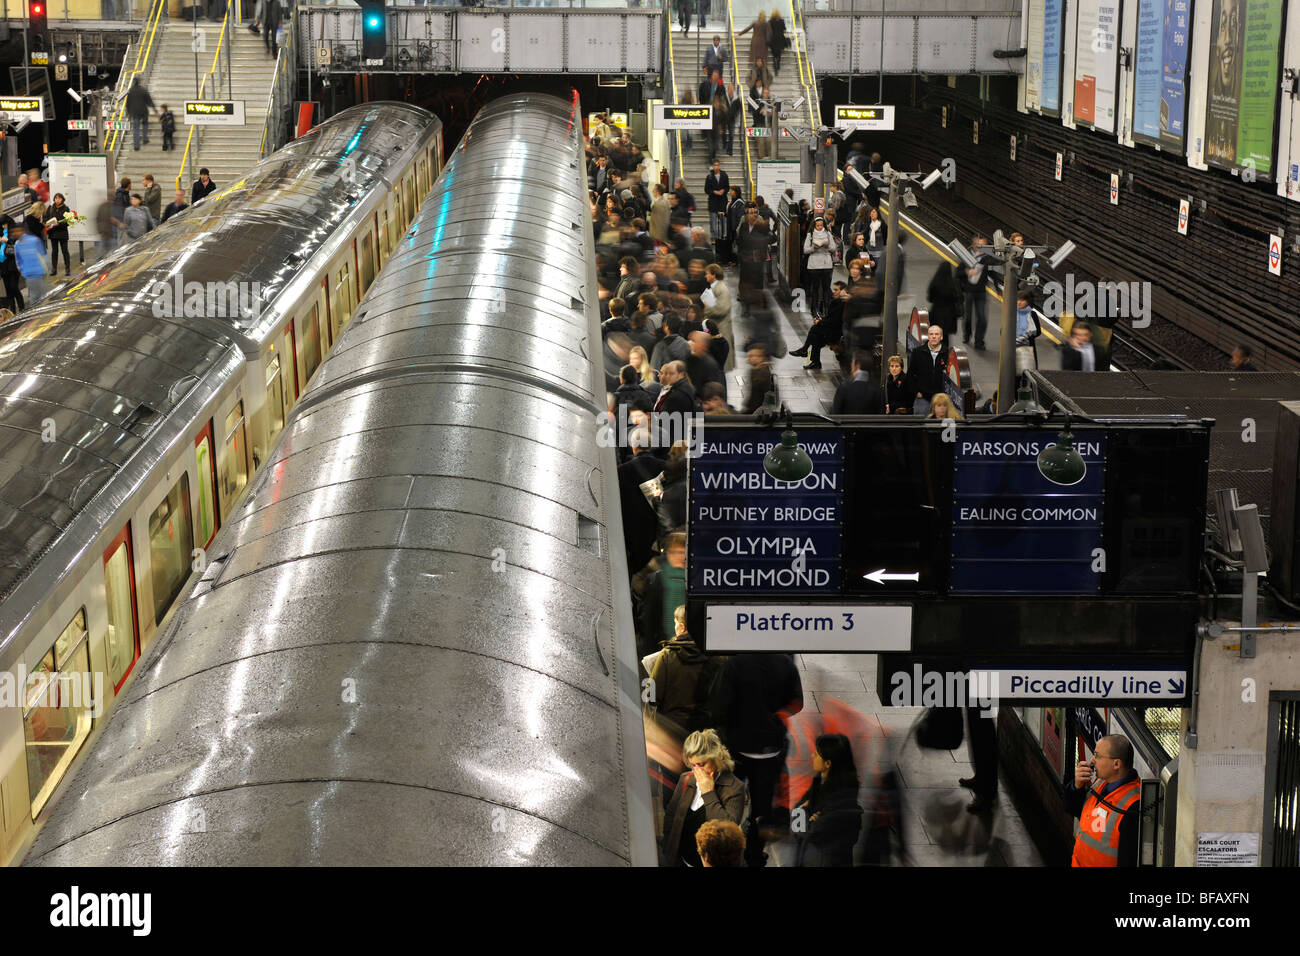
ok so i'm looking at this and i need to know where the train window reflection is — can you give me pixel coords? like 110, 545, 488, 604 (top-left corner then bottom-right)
195, 426, 219, 549
149, 473, 194, 625
265, 356, 285, 441
219, 403, 249, 516
103, 530, 139, 692
24, 608, 93, 817
360, 234, 374, 294
302, 305, 322, 383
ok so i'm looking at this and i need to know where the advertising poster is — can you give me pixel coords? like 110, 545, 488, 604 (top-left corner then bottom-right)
1205, 0, 1284, 178
1026, 0, 1044, 111
1074, 0, 1120, 134
1133, 0, 1191, 151
1042, 0, 1064, 115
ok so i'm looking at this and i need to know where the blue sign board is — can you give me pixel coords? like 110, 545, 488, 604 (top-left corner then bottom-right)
1133, 0, 1189, 151
688, 428, 844, 595
950, 429, 1106, 593
1042, 0, 1063, 115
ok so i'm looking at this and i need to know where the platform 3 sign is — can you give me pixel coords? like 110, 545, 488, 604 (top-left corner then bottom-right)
688, 428, 844, 595
706, 604, 911, 652
950, 429, 1106, 593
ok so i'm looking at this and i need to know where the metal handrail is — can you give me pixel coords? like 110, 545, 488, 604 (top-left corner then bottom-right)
787, 0, 819, 136
724, 0, 754, 196
260, 6, 298, 157
176, 5, 235, 191
106, 0, 168, 155
663, 5, 683, 185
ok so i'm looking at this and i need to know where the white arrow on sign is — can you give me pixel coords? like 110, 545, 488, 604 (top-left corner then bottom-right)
863, 568, 919, 585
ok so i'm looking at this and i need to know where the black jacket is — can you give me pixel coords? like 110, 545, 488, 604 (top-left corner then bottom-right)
716, 653, 803, 754
651, 636, 725, 740
704, 171, 730, 213
885, 372, 910, 414
618, 454, 665, 574
125, 83, 154, 118
795, 779, 863, 867
654, 379, 697, 416
926, 262, 964, 335
685, 351, 725, 395
192, 177, 218, 205
1062, 344, 1098, 372
661, 768, 746, 867
908, 343, 948, 400
831, 375, 885, 415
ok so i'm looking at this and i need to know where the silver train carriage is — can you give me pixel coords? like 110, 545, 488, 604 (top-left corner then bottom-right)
23, 93, 656, 866
0, 102, 445, 865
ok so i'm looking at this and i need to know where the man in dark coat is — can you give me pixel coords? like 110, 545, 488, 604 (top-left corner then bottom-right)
125, 78, 156, 151
192, 168, 218, 205
908, 322, 949, 410
617, 428, 665, 574
685, 331, 726, 398
652, 361, 698, 451
831, 349, 886, 415
926, 260, 963, 337
704, 160, 730, 259
716, 652, 803, 866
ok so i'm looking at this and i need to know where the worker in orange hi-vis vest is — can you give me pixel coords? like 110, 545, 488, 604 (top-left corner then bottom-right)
1065, 734, 1142, 867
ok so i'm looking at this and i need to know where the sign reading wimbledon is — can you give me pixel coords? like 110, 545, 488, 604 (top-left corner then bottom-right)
689, 428, 844, 595
950, 429, 1106, 593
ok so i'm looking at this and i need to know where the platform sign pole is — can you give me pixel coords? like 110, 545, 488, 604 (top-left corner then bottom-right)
880, 175, 902, 382
996, 255, 1023, 413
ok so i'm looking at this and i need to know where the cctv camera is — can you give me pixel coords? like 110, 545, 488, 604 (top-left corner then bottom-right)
68, 89, 83, 103
1049, 240, 1076, 270
15, 119, 30, 133
921, 168, 942, 190
844, 165, 868, 191
791, 97, 804, 111
882, 162, 893, 176
747, 96, 760, 111
947, 239, 978, 270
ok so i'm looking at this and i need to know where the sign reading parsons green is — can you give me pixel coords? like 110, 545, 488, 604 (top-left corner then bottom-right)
688, 428, 844, 595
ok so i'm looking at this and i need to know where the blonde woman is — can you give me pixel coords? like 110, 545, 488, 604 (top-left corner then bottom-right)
628, 345, 661, 397
661, 727, 747, 867
927, 393, 964, 420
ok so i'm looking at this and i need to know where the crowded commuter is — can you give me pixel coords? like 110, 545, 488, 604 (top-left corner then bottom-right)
44, 194, 74, 276
793, 734, 863, 867
192, 168, 218, 205
162, 189, 189, 223
1230, 343, 1257, 371
660, 728, 747, 867
695, 820, 745, 867
1062, 322, 1098, 371
686, 331, 726, 397
908, 323, 949, 415
638, 533, 687, 659
831, 350, 885, 414
884, 355, 910, 414
141, 174, 162, 222
12, 224, 49, 305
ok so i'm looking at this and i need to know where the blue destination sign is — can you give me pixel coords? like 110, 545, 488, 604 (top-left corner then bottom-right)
689, 428, 844, 595
951, 429, 1106, 594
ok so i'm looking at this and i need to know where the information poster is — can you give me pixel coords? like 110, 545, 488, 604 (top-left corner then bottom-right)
1073, 0, 1120, 133
755, 160, 812, 208
1133, 0, 1190, 151
1205, 0, 1284, 178
45, 154, 109, 244
1027, 0, 1045, 112
1196, 832, 1260, 866
1042, 0, 1063, 115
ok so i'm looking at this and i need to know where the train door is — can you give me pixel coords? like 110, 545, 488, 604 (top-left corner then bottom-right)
265, 356, 286, 446
102, 525, 140, 694
24, 607, 94, 817
217, 401, 250, 518
403, 172, 416, 224
147, 472, 194, 625
331, 260, 355, 339
194, 421, 220, 549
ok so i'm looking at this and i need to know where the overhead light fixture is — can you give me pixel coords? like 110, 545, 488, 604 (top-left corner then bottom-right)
1037, 415, 1087, 485
1008, 387, 1046, 415
1048, 239, 1076, 270
761, 406, 814, 482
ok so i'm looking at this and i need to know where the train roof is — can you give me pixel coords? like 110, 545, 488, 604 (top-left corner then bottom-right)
0, 103, 440, 615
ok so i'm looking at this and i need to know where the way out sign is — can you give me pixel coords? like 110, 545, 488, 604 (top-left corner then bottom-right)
1269, 234, 1283, 276
1177, 199, 1189, 235
1055, 152, 1063, 181
1109, 173, 1119, 205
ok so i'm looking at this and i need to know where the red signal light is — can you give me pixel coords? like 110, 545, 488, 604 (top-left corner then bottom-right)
32, 3, 42, 12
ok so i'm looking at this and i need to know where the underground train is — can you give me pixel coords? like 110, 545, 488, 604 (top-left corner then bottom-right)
21, 93, 656, 866
0, 102, 445, 865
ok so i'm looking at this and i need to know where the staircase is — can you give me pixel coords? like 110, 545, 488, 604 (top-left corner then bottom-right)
670, 24, 743, 207
113, 19, 279, 194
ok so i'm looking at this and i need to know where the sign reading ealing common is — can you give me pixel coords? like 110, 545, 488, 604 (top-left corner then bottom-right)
688, 428, 844, 595
950, 429, 1106, 593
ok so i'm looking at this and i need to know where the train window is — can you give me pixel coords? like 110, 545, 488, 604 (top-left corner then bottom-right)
103, 528, 140, 693
24, 608, 93, 817
416, 159, 426, 197
378, 210, 391, 261
301, 305, 322, 384
265, 356, 285, 442
360, 234, 374, 293
149, 473, 194, 624
403, 175, 415, 223
195, 422, 219, 549
219, 402, 249, 516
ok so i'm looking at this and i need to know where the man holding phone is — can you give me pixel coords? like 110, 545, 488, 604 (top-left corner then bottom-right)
1064, 734, 1141, 867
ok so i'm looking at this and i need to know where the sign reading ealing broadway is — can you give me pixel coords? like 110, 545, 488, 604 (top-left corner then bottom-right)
951, 429, 1106, 593
688, 428, 844, 595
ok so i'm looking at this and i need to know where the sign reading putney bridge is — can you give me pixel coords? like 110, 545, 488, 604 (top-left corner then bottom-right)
688, 428, 844, 595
